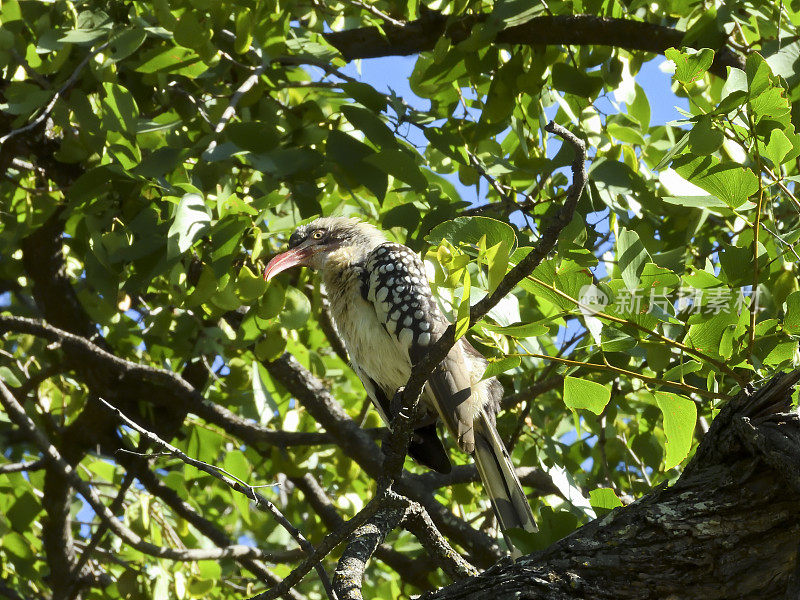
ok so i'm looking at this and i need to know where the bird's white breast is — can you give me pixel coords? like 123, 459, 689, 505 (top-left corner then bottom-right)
323, 262, 412, 395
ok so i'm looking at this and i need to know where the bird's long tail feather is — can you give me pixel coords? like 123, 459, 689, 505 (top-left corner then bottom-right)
473, 410, 537, 554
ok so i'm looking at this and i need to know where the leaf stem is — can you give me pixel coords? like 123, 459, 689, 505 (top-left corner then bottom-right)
525, 275, 749, 387
513, 352, 727, 400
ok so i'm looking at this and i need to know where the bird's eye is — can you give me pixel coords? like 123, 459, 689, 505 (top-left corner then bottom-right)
311, 230, 324, 240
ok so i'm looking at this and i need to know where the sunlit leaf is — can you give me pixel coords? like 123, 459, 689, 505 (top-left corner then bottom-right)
654, 392, 697, 470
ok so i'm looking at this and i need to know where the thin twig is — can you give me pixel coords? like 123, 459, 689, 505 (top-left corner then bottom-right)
524, 275, 749, 387
0, 459, 45, 474
204, 62, 267, 157
1, 42, 110, 145
514, 352, 728, 400
96, 397, 337, 600
0, 381, 268, 563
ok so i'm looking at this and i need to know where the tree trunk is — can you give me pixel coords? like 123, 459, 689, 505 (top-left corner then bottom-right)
422, 371, 800, 600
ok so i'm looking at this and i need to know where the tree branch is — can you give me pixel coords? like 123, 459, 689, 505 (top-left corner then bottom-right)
266, 353, 504, 565
122, 458, 302, 598
291, 474, 434, 590
333, 505, 408, 600
420, 370, 800, 599
0, 381, 282, 564
0, 459, 45, 474
96, 398, 336, 600
323, 14, 743, 78
1, 42, 110, 145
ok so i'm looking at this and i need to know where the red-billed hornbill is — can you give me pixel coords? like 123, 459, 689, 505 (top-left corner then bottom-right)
264, 217, 537, 549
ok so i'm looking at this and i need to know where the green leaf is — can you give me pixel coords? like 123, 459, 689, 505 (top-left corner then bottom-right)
197, 560, 221, 580
252, 361, 278, 425
340, 82, 387, 112
167, 194, 211, 255
784, 291, 800, 335
285, 35, 339, 62
628, 83, 651, 130
482, 54, 523, 123
227, 122, 280, 154
551, 63, 603, 97
236, 266, 268, 302
454, 269, 471, 341
426, 217, 517, 255
654, 391, 697, 470
58, 28, 108, 44
665, 47, 714, 84
482, 356, 521, 379
482, 321, 548, 338
4, 531, 33, 560
187, 578, 215, 596
234, 8, 253, 54
563, 377, 611, 415
257, 282, 286, 319
653, 131, 690, 171
745, 52, 772, 97
490, 0, 540, 27
718, 243, 757, 287
762, 129, 793, 166
327, 130, 388, 200
0, 366, 22, 387
617, 228, 651, 290
254, 326, 287, 362
688, 116, 723, 155
279, 287, 311, 330
750, 87, 791, 122
363, 149, 427, 191
686, 309, 738, 358
101, 82, 139, 133
765, 39, 800, 85
342, 105, 394, 147
7, 491, 41, 532
671, 154, 758, 208
186, 264, 218, 307
133, 45, 207, 77
661, 195, 730, 210
486, 240, 511, 293
589, 488, 624, 510
109, 27, 146, 62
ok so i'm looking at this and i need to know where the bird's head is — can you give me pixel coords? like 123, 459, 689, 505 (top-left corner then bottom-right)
263, 217, 386, 281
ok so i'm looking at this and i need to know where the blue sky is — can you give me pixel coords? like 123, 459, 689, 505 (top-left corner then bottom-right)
339, 54, 688, 207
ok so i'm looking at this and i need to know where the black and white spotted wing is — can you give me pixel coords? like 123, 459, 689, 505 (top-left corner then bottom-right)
361, 243, 447, 362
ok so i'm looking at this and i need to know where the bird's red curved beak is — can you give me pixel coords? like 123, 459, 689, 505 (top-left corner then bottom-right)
263, 247, 312, 281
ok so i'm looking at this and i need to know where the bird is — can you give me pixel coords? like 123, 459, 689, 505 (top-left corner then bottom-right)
263, 216, 538, 551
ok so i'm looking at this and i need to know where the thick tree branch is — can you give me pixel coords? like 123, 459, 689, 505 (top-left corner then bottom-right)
420, 370, 800, 599
333, 505, 408, 600
399, 496, 480, 581
0, 315, 360, 450
42, 465, 78, 600
290, 474, 434, 590
323, 14, 743, 78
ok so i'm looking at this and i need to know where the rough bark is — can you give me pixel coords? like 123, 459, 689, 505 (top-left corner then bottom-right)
421, 371, 800, 600
333, 506, 408, 600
